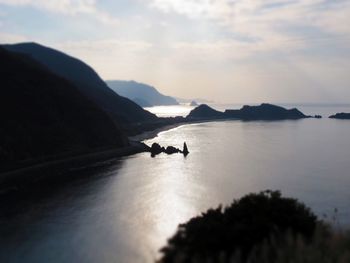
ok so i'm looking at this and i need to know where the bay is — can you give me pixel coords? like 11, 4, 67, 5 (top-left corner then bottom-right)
0, 105, 350, 263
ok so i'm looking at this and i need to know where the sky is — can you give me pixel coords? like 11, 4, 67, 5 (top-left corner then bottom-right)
0, 0, 350, 103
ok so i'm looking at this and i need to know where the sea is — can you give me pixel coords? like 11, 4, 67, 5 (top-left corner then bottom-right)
1, 103, 350, 263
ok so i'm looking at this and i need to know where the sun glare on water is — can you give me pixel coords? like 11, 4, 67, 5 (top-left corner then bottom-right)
144, 105, 195, 117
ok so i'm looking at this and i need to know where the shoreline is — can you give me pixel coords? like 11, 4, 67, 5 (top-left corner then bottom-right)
0, 118, 236, 192
129, 122, 188, 142
0, 114, 302, 189
0, 141, 148, 192
0, 121, 192, 188
130, 118, 238, 142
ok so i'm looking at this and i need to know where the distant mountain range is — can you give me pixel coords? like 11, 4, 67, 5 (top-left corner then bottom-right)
106, 80, 178, 107
0, 46, 128, 170
3, 43, 157, 125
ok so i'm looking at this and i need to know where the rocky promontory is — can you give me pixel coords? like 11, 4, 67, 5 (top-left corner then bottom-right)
186, 104, 226, 119
329, 113, 350, 119
187, 103, 311, 121
225, 103, 308, 120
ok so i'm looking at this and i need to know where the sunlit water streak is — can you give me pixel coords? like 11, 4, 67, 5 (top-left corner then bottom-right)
0, 105, 350, 263
144, 105, 194, 117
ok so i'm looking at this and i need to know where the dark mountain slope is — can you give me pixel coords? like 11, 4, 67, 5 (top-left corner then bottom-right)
106, 80, 178, 107
3, 43, 157, 124
0, 47, 128, 170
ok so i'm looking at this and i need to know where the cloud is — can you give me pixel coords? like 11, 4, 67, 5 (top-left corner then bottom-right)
1, 0, 348, 102
56, 39, 153, 54
171, 38, 306, 63
150, 0, 350, 52
51, 39, 154, 78
0, 0, 119, 25
0, 32, 28, 43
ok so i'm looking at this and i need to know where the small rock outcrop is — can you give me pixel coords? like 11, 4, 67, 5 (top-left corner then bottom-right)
149, 142, 189, 157
183, 142, 189, 156
165, 146, 180, 154
190, 100, 198, 107
150, 143, 164, 157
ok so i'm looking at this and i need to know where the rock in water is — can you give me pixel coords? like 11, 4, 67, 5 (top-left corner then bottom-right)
183, 142, 189, 156
150, 143, 163, 157
150, 142, 185, 157
190, 100, 198, 106
165, 146, 180, 154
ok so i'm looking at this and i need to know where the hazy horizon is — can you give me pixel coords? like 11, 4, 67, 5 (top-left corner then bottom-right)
1, 0, 349, 103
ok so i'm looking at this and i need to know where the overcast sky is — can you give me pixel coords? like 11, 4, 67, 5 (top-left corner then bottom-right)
1, 0, 350, 103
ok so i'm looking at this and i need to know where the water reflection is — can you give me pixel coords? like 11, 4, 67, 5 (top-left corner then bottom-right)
0, 153, 204, 263
144, 119, 350, 228
107, 153, 204, 261
0, 159, 127, 263
144, 105, 194, 117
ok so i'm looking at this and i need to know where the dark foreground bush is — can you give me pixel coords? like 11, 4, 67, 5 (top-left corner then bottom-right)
158, 190, 325, 263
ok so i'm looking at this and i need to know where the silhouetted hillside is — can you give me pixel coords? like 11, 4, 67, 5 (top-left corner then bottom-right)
106, 80, 178, 107
3, 43, 157, 125
225, 103, 308, 120
187, 103, 309, 120
132, 97, 152, 107
186, 104, 226, 119
159, 191, 318, 263
329, 113, 350, 119
0, 47, 128, 170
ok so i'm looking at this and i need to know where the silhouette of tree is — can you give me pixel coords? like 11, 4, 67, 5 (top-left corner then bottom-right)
159, 190, 318, 263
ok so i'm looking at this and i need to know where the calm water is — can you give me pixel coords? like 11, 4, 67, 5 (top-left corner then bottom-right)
1, 105, 350, 263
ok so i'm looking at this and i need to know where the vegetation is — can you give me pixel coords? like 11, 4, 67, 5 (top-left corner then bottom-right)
158, 190, 350, 263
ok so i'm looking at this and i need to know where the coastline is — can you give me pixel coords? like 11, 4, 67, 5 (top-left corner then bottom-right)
130, 118, 238, 142
0, 112, 304, 192
0, 118, 235, 192
129, 122, 188, 142
0, 141, 148, 192
1, 102, 314, 188
0, 121, 190, 191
